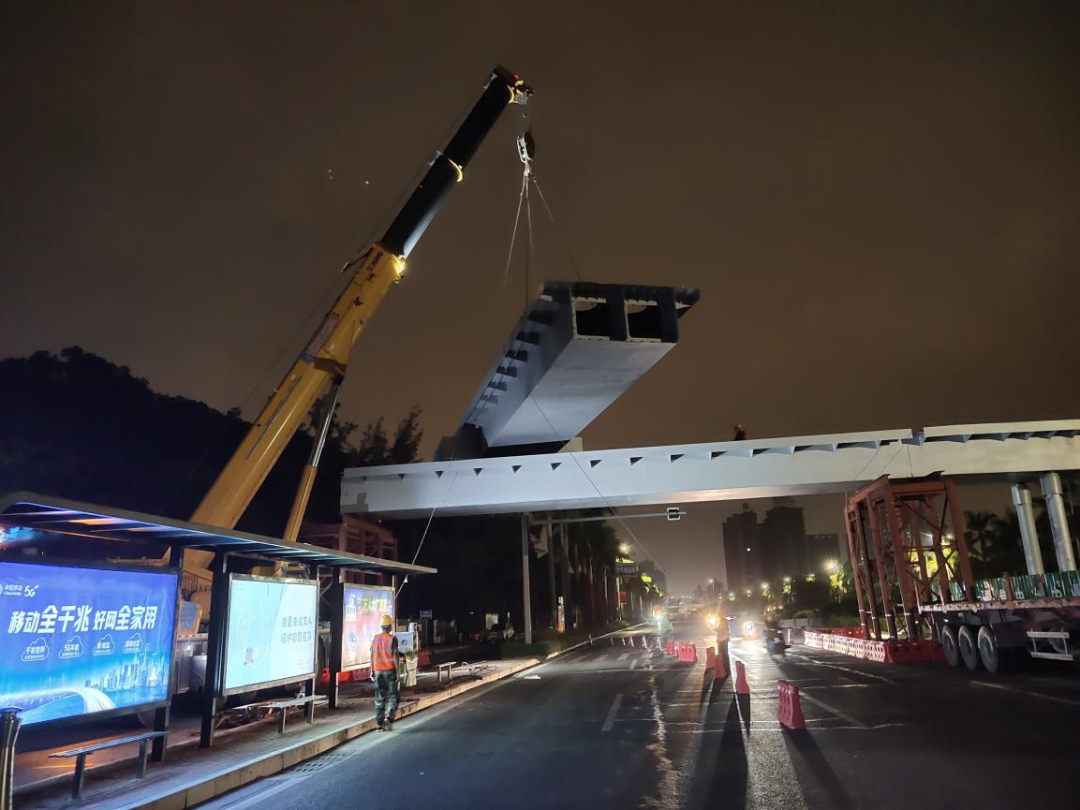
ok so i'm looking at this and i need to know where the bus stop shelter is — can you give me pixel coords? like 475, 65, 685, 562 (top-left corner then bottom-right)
0, 492, 434, 755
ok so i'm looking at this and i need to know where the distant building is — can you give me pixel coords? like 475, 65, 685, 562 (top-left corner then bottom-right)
760, 498, 805, 583
724, 500, 842, 590
722, 503, 760, 591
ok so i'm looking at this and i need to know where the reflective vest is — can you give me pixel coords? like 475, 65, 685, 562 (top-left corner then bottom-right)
372, 632, 396, 672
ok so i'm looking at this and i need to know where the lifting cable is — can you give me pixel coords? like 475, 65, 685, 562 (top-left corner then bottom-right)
404, 108, 618, 589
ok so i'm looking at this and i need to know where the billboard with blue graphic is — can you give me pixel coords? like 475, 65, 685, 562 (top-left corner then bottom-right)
0, 560, 178, 725
224, 576, 318, 694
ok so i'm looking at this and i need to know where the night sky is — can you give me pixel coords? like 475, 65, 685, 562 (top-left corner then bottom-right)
3, 3, 1078, 593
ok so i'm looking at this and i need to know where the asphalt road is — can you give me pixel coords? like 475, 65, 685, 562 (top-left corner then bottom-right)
198, 621, 1080, 810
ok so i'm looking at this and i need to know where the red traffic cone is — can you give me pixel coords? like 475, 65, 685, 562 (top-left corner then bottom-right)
715, 650, 728, 679
777, 680, 806, 730
735, 660, 750, 695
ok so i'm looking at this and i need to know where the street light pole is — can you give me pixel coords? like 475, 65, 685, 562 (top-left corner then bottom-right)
521, 513, 533, 645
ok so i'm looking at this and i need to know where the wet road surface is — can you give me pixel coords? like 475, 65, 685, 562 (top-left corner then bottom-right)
197, 621, 1080, 810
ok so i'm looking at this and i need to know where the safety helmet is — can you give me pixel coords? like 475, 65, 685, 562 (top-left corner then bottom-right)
380, 615, 393, 628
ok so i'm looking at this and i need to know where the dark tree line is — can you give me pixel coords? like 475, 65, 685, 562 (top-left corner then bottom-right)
0, 347, 421, 537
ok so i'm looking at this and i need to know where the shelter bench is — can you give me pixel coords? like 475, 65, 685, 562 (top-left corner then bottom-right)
231, 694, 328, 733
49, 731, 167, 799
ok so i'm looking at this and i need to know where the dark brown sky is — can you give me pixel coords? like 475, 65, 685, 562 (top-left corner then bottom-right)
3, 3, 1078, 592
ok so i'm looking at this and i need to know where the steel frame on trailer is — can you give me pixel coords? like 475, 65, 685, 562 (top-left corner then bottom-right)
844, 475, 974, 641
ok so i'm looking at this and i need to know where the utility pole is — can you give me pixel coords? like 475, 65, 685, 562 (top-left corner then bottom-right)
521, 513, 533, 645
560, 522, 573, 631
546, 524, 557, 629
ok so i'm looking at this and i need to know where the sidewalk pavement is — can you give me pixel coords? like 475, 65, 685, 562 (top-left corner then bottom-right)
15, 658, 538, 810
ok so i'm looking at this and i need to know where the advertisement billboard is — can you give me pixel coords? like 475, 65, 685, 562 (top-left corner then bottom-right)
0, 560, 178, 726
224, 576, 318, 694
341, 584, 394, 672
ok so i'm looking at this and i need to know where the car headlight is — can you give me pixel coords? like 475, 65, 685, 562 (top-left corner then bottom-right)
743, 620, 755, 633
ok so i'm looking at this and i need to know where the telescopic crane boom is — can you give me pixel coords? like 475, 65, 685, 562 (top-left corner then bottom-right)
188, 67, 531, 557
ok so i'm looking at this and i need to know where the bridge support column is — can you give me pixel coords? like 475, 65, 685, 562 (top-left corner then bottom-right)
1011, 484, 1045, 576
1040, 473, 1076, 572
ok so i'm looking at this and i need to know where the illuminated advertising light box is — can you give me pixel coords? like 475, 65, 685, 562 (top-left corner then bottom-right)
224, 576, 318, 694
0, 560, 178, 726
341, 584, 394, 672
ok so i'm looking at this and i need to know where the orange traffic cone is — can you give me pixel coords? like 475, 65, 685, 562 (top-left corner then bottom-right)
735, 660, 750, 695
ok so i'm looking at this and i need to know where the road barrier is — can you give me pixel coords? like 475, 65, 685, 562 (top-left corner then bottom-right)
629, 635, 636, 648
641, 634, 649, 648
705, 647, 716, 669
655, 637, 664, 651
803, 630, 943, 664
610, 637, 616, 647
776, 680, 806, 730
677, 643, 698, 664
734, 660, 750, 694
715, 649, 727, 679
665, 638, 676, 656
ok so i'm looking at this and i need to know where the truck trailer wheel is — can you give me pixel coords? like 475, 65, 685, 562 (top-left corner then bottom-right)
977, 626, 1002, 674
940, 625, 961, 668
958, 625, 981, 671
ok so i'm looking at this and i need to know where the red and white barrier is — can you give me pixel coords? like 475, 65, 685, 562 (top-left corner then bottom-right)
803, 630, 943, 664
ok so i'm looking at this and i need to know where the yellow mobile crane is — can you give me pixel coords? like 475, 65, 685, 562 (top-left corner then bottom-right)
183, 67, 531, 582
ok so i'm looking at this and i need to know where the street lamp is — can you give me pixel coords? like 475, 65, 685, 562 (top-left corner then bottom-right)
826, 560, 838, 574
619, 543, 631, 555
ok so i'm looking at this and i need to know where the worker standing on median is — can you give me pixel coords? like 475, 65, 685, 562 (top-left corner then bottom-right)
371, 615, 400, 731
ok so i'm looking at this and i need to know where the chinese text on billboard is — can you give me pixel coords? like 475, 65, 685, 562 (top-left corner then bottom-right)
0, 560, 178, 725
224, 577, 318, 692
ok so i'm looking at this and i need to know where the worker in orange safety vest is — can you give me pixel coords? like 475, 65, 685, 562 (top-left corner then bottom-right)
371, 615, 400, 730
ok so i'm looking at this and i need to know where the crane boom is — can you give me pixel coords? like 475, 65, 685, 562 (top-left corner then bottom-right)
190, 67, 531, 536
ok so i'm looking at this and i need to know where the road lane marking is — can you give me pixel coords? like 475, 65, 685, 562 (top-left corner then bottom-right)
602, 693, 623, 731
971, 680, 1080, 707
797, 691, 868, 728
213, 780, 298, 810
617, 652, 630, 661
786, 652, 895, 683
630, 658, 640, 669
